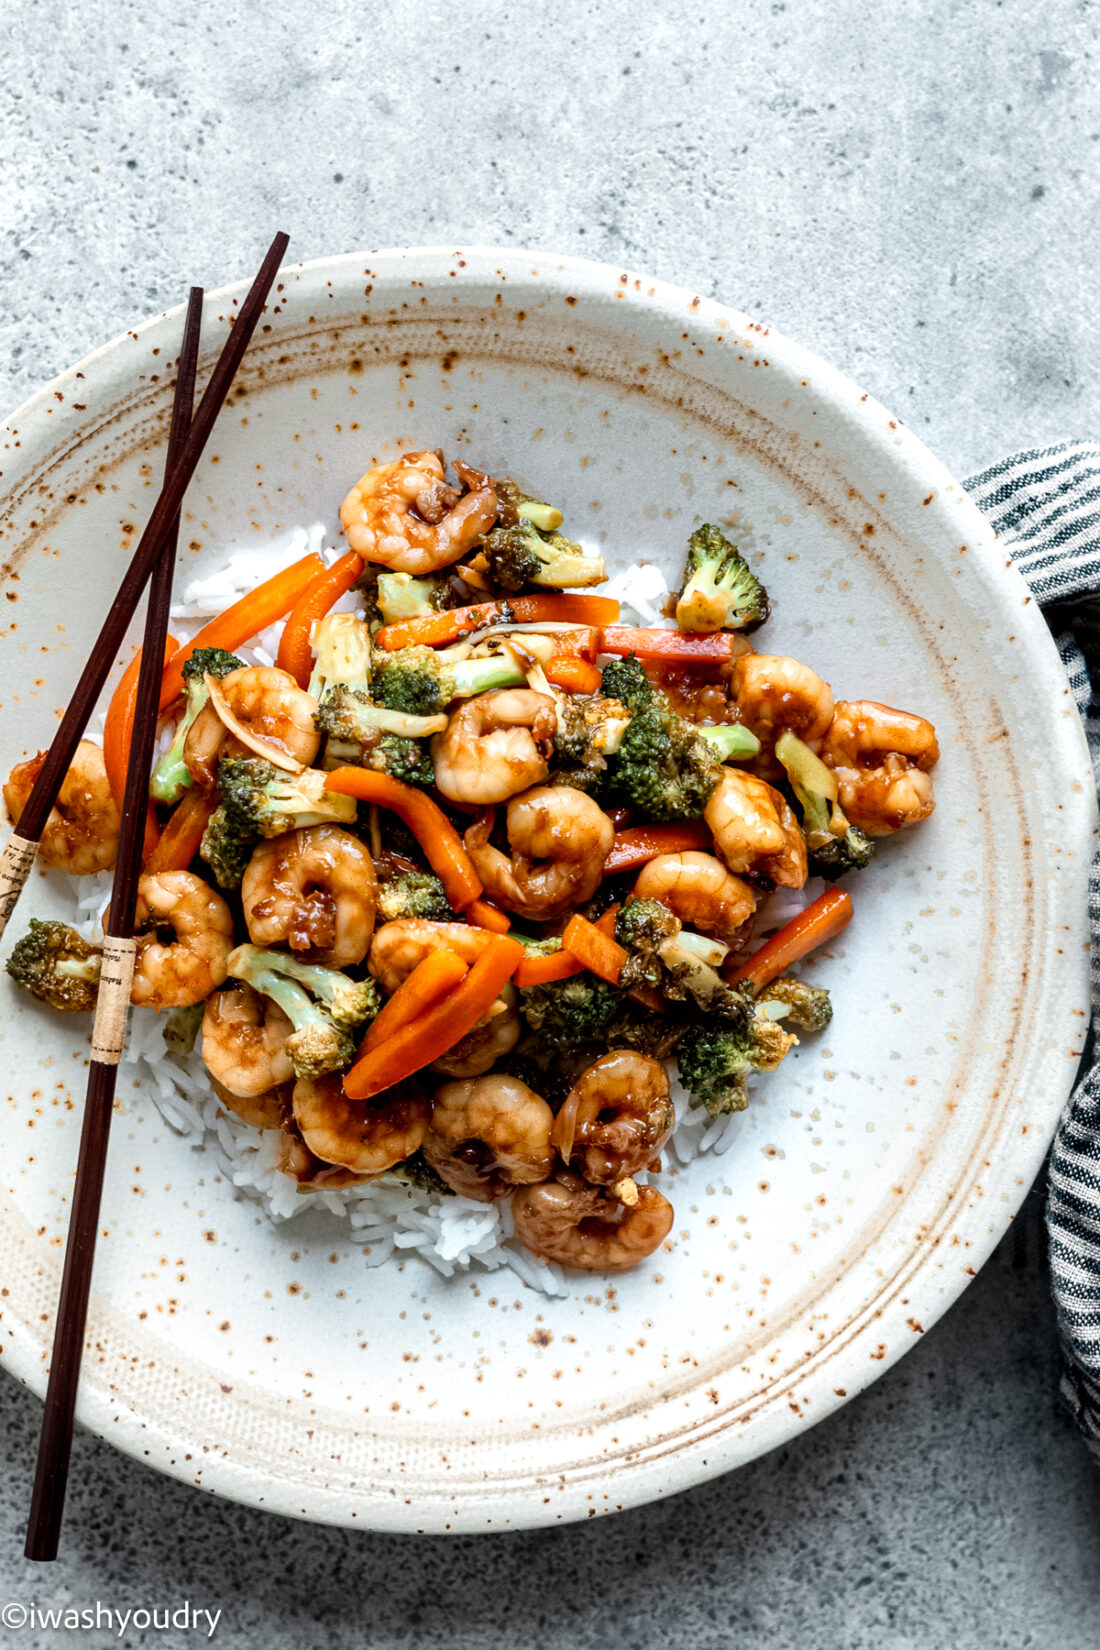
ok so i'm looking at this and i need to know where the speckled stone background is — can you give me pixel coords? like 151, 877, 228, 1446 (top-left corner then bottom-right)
2, 0, 1100, 1645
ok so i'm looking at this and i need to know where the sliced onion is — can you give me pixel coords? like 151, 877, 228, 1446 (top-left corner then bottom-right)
204, 672, 304, 774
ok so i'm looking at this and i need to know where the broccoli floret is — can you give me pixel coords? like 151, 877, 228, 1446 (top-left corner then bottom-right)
756, 975, 833, 1032
5, 919, 102, 1013
674, 524, 770, 634
373, 643, 526, 716
376, 870, 453, 924
227, 944, 379, 1078
482, 482, 605, 592
614, 898, 682, 992
201, 758, 357, 888
150, 646, 245, 804
376, 571, 454, 624
368, 734, 436, 789
775, 730, 875, 881
601, 662, 723, 823
600, 654, 653, 715
626, 918, 751, 1018
314, 684, 447, 755
677, 1010, 798, 1116
307, 613, 374, 703
519, 973, 682, 1062
550, 692, 631, 795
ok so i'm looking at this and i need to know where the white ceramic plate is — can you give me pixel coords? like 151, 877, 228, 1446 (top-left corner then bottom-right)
0, 249, 1093, 1532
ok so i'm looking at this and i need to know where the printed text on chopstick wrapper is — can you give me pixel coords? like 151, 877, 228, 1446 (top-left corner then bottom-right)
90, 937, 137, 1065
0, 834, 37, 941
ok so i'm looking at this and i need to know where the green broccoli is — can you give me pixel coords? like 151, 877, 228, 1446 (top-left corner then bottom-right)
614, 898, 682, 992
519, 972, 682, 1062
150, 647, 245, 804
674, 524, 770, 634
599, 656, 734, 822
227, 944, 380, 1078
373, 642, 527, 716
376, 571, 454, 624
775, 730, 875, 881
201, 758, 357, 888
549, 692, 631, 794
376, 870, 453, 924
613, 903, 751, 1017
481, 480, 606, 591
313, 684, 447, 753
5, 919, 102, 1013
367, 734, 436, 789
756, 974, 833, 1031
676, 1011, 798, 1116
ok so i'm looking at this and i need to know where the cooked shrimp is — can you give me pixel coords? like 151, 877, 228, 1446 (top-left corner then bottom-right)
432, 689, 557, 805
242, 824, 377, 968
292, 1073, 430, 1174
703, 769, 785, 873
130, 871, 233, 1008
551, 1051, 673, 1185
275, 1123, 374, 1189
757, 785, 808, 889
821, 700, 939, 835
209, 1074, 291, 1132
202, 983, 294, 1097
464, 784, 615, 922
340, 450, 498, 574
633, 851, 756, 944
185, 665, 320, 783
732, 654, 834, 749
511, 1174, 674, 1272
423, 1073, 555, 1201
429, 984, 521, 1077
3, 740, 119, 875
368, 918, 492, 993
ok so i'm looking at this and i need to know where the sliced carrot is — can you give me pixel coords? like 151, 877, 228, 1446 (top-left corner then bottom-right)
602, 821, 712, 877
159, 551, 324, 710
726, 888, 853, 995
343, 935, 525, 1099
600, 626, 736, 663
545, 656, 602, 694
561, 912, 628, 987
514, 948, 585, 988
275, 551, 363, 688
465, 897, 512, 935
375, 594, 619, 651
143, 788, 217, 874
361, 949, 469, 1054
104, 633, 180, 863
550, 626, 600, 663
324, 767, 483, 910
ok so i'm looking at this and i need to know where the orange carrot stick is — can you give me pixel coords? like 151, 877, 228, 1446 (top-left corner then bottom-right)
545, 656, 602, 694
159, 552, 324, 710
550, 626, 600, 662
343, 935, 524, 1099
275, 551, 363, 688
143, 788, 217, 875
104, 634, 180, 863
726, 888, 853, 995
375, 594, 619, 652
466, 897, 512, 934
602, 821, 713, 877
324, 767, 482, 910
361, 950, 469, 1054
513, 948, 585, 988
561, 912, 628, 987
599, 626, 736, 663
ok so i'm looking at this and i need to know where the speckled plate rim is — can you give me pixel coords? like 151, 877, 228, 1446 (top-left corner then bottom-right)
0, 245, 1093, 1532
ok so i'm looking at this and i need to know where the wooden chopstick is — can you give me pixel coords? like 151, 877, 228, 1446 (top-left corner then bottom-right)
0, 229, 289, 945
22, 290, 206, 1564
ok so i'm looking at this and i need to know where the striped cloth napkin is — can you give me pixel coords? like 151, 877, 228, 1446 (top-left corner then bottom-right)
963, 442, 1100, 1457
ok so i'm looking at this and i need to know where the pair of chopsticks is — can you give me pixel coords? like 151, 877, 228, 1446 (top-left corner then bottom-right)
14, 231, 289, 1562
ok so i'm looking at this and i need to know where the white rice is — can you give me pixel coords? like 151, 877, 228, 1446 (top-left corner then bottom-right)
54, 530, 777, 1296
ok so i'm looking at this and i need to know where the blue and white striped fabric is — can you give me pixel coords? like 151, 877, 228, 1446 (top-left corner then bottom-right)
964, 441, 1100, 1457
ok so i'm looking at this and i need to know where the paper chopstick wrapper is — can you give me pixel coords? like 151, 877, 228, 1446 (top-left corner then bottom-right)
90, 937, 137, 1065
0, 833, 38, 942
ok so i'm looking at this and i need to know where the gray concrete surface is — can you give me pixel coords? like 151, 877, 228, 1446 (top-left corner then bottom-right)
2, 0, 1099, 1644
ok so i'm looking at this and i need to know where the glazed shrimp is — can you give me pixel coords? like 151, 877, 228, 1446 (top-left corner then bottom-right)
731, 654, 834, 749
432, 689, 557, 805
340, 450, 498, 574
202, 982, 294, 1097
209, 1074, 291, 1133
551, 1051, 674, 1185
511, 1174, 674, 1272
184, 665, 319, 784
633, 851, 756, 944
423, 1073, 555, 1201
820, 700, 939, 835
429, 984, 522, 1078
3, 740, 119, 875
292, 1073, 430, 1174
130, 870, 234, 1008
275, 1123, 374, 1189
242, 824, 377, 968
368, 919, 493, 994
464, 784, 615, 922
703, 770, 806, 888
